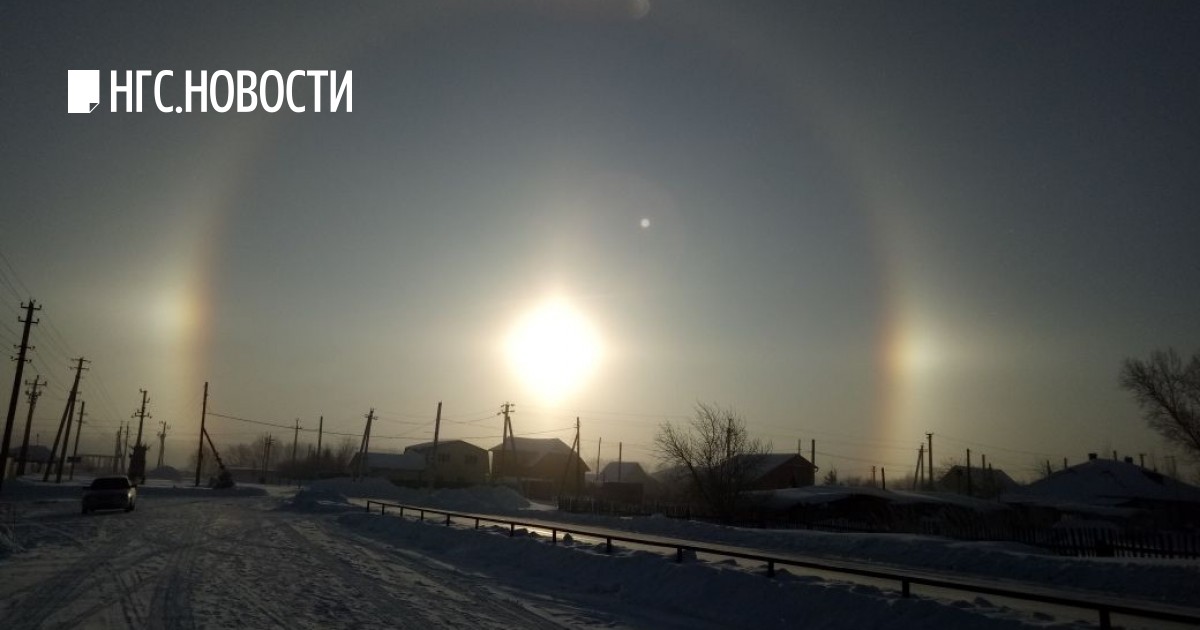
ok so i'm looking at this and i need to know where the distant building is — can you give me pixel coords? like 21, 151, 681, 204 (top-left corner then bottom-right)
348, 451, 426, 484
1007, 454, 1200, 525
489, 437, 590, 498
938, 465, 1018, 498
744, 453, 817, 490
404, 440, 488, 486
597, 461, 662, 502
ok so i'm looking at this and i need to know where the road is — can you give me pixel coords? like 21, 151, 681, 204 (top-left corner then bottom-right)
0, 493, 610, 630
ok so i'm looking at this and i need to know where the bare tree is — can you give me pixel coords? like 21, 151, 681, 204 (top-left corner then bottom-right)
1120, 349, 1200, 461
654, 403, 767, 521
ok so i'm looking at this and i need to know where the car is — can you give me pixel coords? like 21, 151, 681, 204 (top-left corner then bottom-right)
82, 476, 137, 514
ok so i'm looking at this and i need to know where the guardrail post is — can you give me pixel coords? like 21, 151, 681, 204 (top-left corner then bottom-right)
419, 509, 425, 522
365, 501, 371, 513
445, 514, 451, 526
605, 537, 612, 554
767, 560, 775, 578
1099, 609, 1110, 630
676, 547, 683, 563
552, 529, 558, 545
381, 504, 386, 515
475, 518, 480, 529
901, 580, 910, 598
510, 523, 515, 537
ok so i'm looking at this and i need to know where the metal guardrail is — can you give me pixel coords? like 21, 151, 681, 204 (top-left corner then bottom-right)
363, 500, 1200, 629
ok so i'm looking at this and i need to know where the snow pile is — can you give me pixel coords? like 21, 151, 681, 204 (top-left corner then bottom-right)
337, 511, 1086, 629
305, 477, 530, 513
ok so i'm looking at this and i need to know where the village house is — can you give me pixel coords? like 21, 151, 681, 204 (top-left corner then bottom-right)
489, 436, 589, 498
404, 439, 488, 486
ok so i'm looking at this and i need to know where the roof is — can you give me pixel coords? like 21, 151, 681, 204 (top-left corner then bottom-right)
1008, 458, 1200, 507
359, 451, 426, 471
488, 437, 574, 455
599, 461, 655, 483
406, 440, 485, 453
939, 465, 1019, 489
740, 453, 816, 479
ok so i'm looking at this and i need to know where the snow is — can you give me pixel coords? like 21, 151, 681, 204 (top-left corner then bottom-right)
1, 475, 1197, 629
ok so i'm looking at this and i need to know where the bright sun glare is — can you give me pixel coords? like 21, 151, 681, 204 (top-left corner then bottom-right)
506, 299, 602, 404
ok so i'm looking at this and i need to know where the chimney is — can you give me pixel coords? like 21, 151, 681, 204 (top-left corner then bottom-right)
1088, 453, 1097, 461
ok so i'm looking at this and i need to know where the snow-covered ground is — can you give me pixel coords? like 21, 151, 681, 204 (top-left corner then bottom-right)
1, 476, 1197, 629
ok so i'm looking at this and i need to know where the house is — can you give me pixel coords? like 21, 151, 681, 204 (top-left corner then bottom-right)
348, 451, 426, 484
404, 440, 488, 486
597, 461, 662, 502
938, 465, 1019, 498
1005, 454, 1200, 526
744, 453, 817, 489
489, 437, 590, 498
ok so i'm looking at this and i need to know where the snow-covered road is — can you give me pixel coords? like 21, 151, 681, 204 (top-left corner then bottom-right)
0, 494, 612, 629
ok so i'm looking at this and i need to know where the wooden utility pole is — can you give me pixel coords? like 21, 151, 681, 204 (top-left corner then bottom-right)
195, 381, 208, 487
57, 396, 82, 483
15, 376, 45, 476
128, 389, 151, 483
317, 415, 324, 457
499, 402, 515, 478
428, 402, 442, 489
291, 418, 300, 466
966, 448, 972, 496
913, 443, 924, 490
881, 467, 886, 490
156, 421, 168, 469
44, 358, 86, 482
1, 300, 39, 491
926, 432, 934, 490
69, 401, 86, 480
113, 426, 124, 473
595, 437, 601, 484
618, 440, 623, 482
356, 409, 374, 481
558, 416, 580, 495
810, 439, 815, 468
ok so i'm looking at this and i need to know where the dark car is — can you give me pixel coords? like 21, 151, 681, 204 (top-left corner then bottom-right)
82, 476, 137, 514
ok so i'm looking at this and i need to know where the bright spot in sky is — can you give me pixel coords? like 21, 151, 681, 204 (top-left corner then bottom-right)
640, 218, 650, 228
506, 299, 602, 404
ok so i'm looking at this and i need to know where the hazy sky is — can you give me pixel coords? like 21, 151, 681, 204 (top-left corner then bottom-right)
2, 1, 1198, 482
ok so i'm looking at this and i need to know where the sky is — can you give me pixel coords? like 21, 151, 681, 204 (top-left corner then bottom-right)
1, 1, 1198, 483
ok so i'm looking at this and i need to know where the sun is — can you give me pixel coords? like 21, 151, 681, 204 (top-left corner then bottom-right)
505, 299, 602, 404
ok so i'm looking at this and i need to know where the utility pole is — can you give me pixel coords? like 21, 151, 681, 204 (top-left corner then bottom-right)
113, 426, 123, 473
559, 416, 580, 495
428, 402, 442, 489
913, 443, 924, 491
965, 448, 972, 497
498, 402, 515, 479
195, 381, 208, 487
618, 441, 623, 482
128, 389, 151, 484
317, 415, 324, 458
57, 395, 85, 483
156, 421, 168, 469
811, 439, 816, 469
69, 400, 86, 480
926, 432, 934, 490
595, 437, 602, 484
1, 300, 39, 491
44, 358, 86, 482
122, 421, 130, 473
356, 409, 374, 481
291, 418, 300, 466
881, 467, 886, 491
15, 376, 45, 476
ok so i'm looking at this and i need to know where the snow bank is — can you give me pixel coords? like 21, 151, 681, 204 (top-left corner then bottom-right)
305, 477, 529, 513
